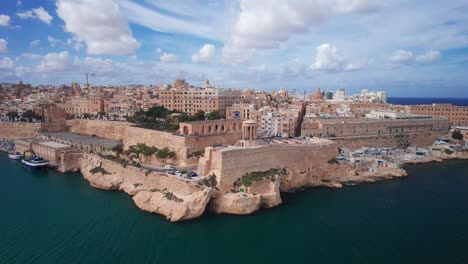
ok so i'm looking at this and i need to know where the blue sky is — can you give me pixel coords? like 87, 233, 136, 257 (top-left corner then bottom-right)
1, 0, 468, 97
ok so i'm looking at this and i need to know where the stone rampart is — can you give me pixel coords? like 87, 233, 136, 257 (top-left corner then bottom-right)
0, 121, 68, 140
66, 120, 242, 166
0, 122, 42, 139
202, 143, 338, 192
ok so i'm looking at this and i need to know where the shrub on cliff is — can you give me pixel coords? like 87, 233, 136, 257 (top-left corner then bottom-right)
90, 166, 110, 175
234, 168, 287, 188
452, 130, 464, 140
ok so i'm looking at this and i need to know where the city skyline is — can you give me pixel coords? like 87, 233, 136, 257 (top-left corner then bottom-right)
1, 0, 468, 97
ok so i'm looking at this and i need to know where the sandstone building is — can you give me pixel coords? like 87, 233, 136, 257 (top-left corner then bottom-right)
157, 86, 242, 116
301, 117, 449, 138
407, 104, 468, 125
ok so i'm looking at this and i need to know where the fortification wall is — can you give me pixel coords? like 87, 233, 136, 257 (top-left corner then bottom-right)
0, 122, 42, 139
66, 120, 129, 141
330, 131, 445, 150
184, 132, 242, 153
66, 120, 243, 166
207, 143, 338, 191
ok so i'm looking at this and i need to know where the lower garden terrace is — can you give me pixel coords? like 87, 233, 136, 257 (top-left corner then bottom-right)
40, 132, 121, 155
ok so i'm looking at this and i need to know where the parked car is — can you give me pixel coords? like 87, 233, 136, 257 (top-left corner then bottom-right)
164, 165, 175, 171
175, 171, 182, 177
188, 171, 198, 178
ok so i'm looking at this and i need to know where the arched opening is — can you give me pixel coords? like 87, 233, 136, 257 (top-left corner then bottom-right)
201, 126, 205, 134
221, 124, 225, 132
183, 126, 189, 135
208, 126, 212, 133
214, 125, 219, 133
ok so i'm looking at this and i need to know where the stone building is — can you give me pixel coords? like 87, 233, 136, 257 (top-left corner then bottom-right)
179, 119, 243, 136
15, 138, 71, 165
226, 103, 258, 120
40, 132, 120, 156
157, 86, 241, 116
301, 117, 449, 138
58, 95, 105, 116
407, 104, 468, 125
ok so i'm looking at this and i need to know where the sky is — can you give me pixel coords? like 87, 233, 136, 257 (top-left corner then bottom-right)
1, 0, 468, 97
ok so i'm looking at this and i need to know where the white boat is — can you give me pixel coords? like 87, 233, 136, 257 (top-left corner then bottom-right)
21, 156, 49, 170
8, 152, 23, 160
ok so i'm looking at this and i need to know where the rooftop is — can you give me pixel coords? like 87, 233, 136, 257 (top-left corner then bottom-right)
39, 141, 70, 149
41, 132, 120, 149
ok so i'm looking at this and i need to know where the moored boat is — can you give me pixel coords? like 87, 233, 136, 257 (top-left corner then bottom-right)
21, 155, 49, 170
8, 152, 23, 160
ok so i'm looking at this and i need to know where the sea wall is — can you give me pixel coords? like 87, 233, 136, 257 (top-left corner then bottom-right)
58, 152, 83, 172
79, 154, 213, 222
330, 131, 446, 150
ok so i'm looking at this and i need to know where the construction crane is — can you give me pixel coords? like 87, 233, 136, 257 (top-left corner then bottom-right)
85, 73, 95, 87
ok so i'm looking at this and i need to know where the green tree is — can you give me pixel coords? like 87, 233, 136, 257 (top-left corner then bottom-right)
22, 110, 42, 122
193, 110, 206, 121
207, 110, 222, 120
142, 145, 158, 164
6, 111, 19, 121
156, 147, 176, 160
111, 144, 124, 158
452, 130, 464, 140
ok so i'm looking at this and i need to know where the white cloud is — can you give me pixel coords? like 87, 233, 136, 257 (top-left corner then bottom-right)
155, 48, 162, 54
0, 15, 10, 26
22, 53, 42, 60
30, 39, 41, 47
17, 7, 53, 24
48, 36, 60, 47
311, 43, 362, 72
0, 39, 7, 53
116, 0, 219, 41
56, 0, 140, 55
389, 50, 441, 64
66, 37, 83, 51
36, 51, 72, 73
0, 57, 15, 71
416, 51, 441, 63
192, 44, 216, 64
160, 53, 180, 63
223, 0, 384, 62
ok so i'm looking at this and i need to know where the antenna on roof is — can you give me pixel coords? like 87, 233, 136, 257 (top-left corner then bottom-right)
85, 73, 95, 87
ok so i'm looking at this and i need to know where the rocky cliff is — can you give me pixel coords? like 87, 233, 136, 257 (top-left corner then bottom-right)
79, 154, 213, 222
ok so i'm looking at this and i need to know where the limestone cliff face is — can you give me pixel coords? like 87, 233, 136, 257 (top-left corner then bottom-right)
79, 154, 213, 222
209, 193, 262, 215
133, 189, 213, 222
279, 164, 352, 191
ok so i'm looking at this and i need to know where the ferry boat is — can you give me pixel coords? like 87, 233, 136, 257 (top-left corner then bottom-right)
8, 152, 23, 160
21, 155, 49, 170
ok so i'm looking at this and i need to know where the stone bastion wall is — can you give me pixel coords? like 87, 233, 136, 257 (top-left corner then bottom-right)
0, 122, 66, 140
65, 120, 242, 166
202, 142, 339, 192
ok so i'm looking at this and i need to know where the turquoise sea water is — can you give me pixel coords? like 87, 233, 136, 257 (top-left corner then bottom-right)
0, 153, 467, 264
